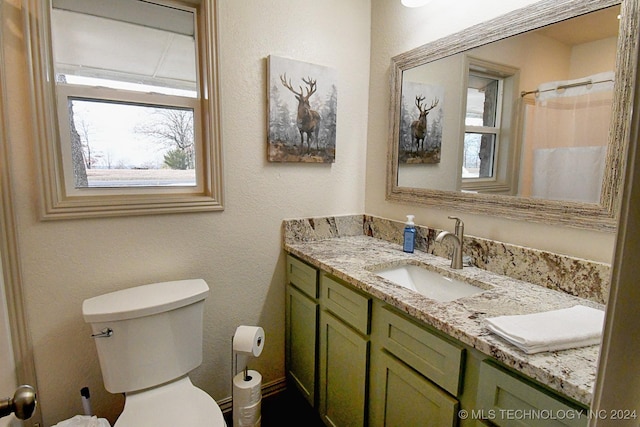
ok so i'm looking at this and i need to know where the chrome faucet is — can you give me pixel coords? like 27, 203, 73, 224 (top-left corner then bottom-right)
435, 216, 464, 269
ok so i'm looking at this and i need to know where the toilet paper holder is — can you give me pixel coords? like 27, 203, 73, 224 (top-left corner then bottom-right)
231, 326, 264, 427
231, 326, 264, 381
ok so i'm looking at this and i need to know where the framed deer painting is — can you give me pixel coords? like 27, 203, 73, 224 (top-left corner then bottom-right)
268, 55, 338, 163
399, 81, 444, 164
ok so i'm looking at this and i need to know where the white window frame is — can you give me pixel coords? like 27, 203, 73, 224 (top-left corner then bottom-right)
461, 57, 520, 194
24, 0, 224, 219
464, 72, 503, 181
55, 84, 203, 196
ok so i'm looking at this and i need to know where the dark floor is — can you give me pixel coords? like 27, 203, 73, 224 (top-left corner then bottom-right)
224, 387, 324, 426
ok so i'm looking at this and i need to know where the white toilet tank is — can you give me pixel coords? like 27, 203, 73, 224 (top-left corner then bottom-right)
82, 279, 210, 393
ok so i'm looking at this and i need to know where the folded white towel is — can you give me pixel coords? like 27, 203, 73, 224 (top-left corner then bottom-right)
485, 305, 605, 354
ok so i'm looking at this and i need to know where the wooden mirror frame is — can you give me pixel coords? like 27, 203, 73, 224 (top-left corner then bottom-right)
386, 0, 638, 232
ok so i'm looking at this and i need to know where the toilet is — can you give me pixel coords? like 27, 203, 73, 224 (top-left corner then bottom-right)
82, 279, 227, 427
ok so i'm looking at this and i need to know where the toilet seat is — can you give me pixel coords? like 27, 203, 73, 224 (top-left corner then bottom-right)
114, 376, 226, 427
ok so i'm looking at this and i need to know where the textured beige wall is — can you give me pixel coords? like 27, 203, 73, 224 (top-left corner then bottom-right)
2, 0, 370, 424
366, 0, 617, 263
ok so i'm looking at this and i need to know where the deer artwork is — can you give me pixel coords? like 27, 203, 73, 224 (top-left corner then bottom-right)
280, 73, 322, 153
411, 96, 439, 153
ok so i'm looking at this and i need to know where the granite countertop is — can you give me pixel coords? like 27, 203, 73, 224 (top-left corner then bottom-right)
284, 235, 603, 406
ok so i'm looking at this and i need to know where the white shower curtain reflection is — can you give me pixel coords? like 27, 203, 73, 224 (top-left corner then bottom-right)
518, 71, 614, 203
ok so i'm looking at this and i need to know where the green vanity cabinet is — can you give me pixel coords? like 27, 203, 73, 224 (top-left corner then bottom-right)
369, 303, 462, 427
319, 273, 371, 427
285, 255, 319, 406
285, 255, 590, 427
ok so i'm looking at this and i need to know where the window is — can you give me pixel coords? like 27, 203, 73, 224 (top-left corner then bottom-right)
26, 0, 223, 219
461, 57, 519, 194
463, 73, 501, 179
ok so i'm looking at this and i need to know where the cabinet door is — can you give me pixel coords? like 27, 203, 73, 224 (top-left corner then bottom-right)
319, 310, 368, 427
477, 360, 588, 427
285, 284, 318, 406
370, 350, 459, 427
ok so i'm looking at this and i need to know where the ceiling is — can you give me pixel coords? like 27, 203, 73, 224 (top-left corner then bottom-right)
535, 5, 621, 46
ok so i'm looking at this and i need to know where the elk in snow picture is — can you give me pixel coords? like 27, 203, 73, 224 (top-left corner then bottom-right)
399, 81, 444, 164
268, 55, 337, 162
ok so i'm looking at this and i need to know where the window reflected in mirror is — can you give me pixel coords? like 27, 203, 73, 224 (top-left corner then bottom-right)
463, 73, 501, 180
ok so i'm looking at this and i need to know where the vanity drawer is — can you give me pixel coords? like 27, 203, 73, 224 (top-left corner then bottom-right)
375, 305, 464, 396
287, 255, 318, 299
477, 360, 587, 427
320, 273, 371, 335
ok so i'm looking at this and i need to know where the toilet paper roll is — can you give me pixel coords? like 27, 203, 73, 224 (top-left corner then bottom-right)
233, 326, 265, 357
233, 370, 262, 427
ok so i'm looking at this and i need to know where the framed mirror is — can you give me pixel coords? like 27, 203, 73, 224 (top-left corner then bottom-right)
386, 0, 638, 231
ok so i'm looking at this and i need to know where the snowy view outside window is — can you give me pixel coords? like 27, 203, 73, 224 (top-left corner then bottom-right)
463, 127, 483, 177
67, 90, 196, 188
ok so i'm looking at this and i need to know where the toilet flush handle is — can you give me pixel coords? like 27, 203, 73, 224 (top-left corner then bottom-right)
91, 328, 113, 338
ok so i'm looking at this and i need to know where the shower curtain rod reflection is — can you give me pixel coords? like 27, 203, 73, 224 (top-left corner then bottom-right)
520, 78, 614, 97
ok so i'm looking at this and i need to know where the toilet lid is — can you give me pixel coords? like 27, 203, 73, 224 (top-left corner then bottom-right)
83, 279, 209, 323
114, 376, 226, 427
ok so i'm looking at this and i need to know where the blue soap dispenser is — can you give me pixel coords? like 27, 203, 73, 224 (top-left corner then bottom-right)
403, 215, 416, 253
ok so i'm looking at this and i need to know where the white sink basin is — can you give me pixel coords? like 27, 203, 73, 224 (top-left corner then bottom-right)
374, 264, 487, 302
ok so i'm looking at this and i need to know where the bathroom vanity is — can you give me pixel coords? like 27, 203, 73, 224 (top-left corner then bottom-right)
283, 216, 605, 427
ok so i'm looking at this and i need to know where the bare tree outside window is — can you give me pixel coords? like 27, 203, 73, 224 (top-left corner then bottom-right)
135, 108, 195, 170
